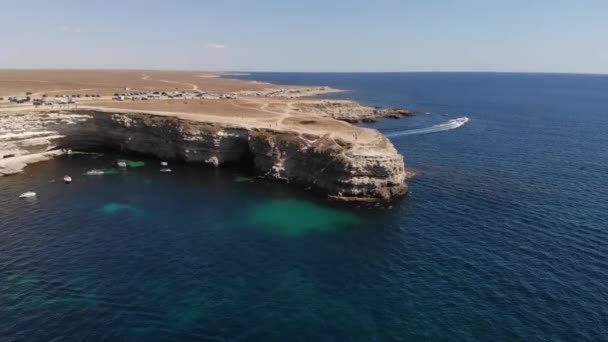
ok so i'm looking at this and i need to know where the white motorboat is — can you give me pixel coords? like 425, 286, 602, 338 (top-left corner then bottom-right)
64, 175, 72, 183
85, 169, 105, 176
19, 191, 36, 198
160, 168, 172, 173
117, 160, 127, 168
160, 161, 168, 166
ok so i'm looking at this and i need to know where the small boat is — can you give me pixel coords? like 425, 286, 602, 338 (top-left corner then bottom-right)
160, 161, 168, 166
424, 112, 431, 115
442, 113, 449, 116
86, 169, 105, 176
160, 168, 172, 173
64, 175, 72, 183
19, 191, 36, 199
117, 160, 127, 168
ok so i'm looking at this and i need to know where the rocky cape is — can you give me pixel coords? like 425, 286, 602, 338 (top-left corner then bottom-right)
293, 100, 415, 123
0, 108, 409, 202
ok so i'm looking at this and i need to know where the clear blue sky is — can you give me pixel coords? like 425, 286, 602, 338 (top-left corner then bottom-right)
1, 0, 606, 73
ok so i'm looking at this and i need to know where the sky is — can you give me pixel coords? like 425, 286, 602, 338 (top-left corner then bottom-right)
1, 0, 607, 73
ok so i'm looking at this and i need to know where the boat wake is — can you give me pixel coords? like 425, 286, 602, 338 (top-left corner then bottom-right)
385, 117, 469, 138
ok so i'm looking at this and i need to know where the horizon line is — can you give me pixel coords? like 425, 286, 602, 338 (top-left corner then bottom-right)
0, 67, 607, 76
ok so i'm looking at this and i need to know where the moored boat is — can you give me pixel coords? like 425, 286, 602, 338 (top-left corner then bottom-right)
19, 191, 36, 198
160, 168, 172, 173
117, 160, 127, 168
64, 175, 72, 183
85, 169, 105, 176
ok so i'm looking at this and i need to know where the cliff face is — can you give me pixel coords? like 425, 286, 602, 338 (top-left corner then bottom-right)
248, 131, 407, 200
62, 113, 252, 166
0, 109, 407, 201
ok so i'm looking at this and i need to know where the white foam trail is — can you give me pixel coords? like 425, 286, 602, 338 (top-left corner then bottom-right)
386, 117, 469, 138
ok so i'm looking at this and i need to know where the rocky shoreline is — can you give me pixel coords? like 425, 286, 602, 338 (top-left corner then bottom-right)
293, 100, 415, 123
237, 86, 342, 98
0, 108, 409, 202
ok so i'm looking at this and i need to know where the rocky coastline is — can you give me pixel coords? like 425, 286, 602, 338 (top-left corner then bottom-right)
0, 108, 409, 202
293, 100, 415, 123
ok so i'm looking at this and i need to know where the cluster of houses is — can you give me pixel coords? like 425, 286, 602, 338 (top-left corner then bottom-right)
111, 90, 239, 102
2, 85, 335, 107
6, 96, 59, 105
6, 93, 102, 106
109, 86, 333, 101
33, 96, 78, 106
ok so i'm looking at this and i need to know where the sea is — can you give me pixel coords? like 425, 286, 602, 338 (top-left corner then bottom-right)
1, 72, 607, 341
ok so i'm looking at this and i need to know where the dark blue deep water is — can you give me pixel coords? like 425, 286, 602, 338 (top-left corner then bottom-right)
2, 73, 608, 341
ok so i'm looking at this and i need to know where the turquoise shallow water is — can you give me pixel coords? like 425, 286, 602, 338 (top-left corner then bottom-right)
246, 199, 363, 237
2, 73, 608, 340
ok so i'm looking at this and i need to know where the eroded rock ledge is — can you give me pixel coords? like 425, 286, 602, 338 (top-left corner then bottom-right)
293, 100, 415, 123
0, 109, 408, 202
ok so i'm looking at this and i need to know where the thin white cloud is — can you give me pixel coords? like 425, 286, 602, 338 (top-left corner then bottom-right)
205, 43, 226, 49
61, 25, 81, 33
